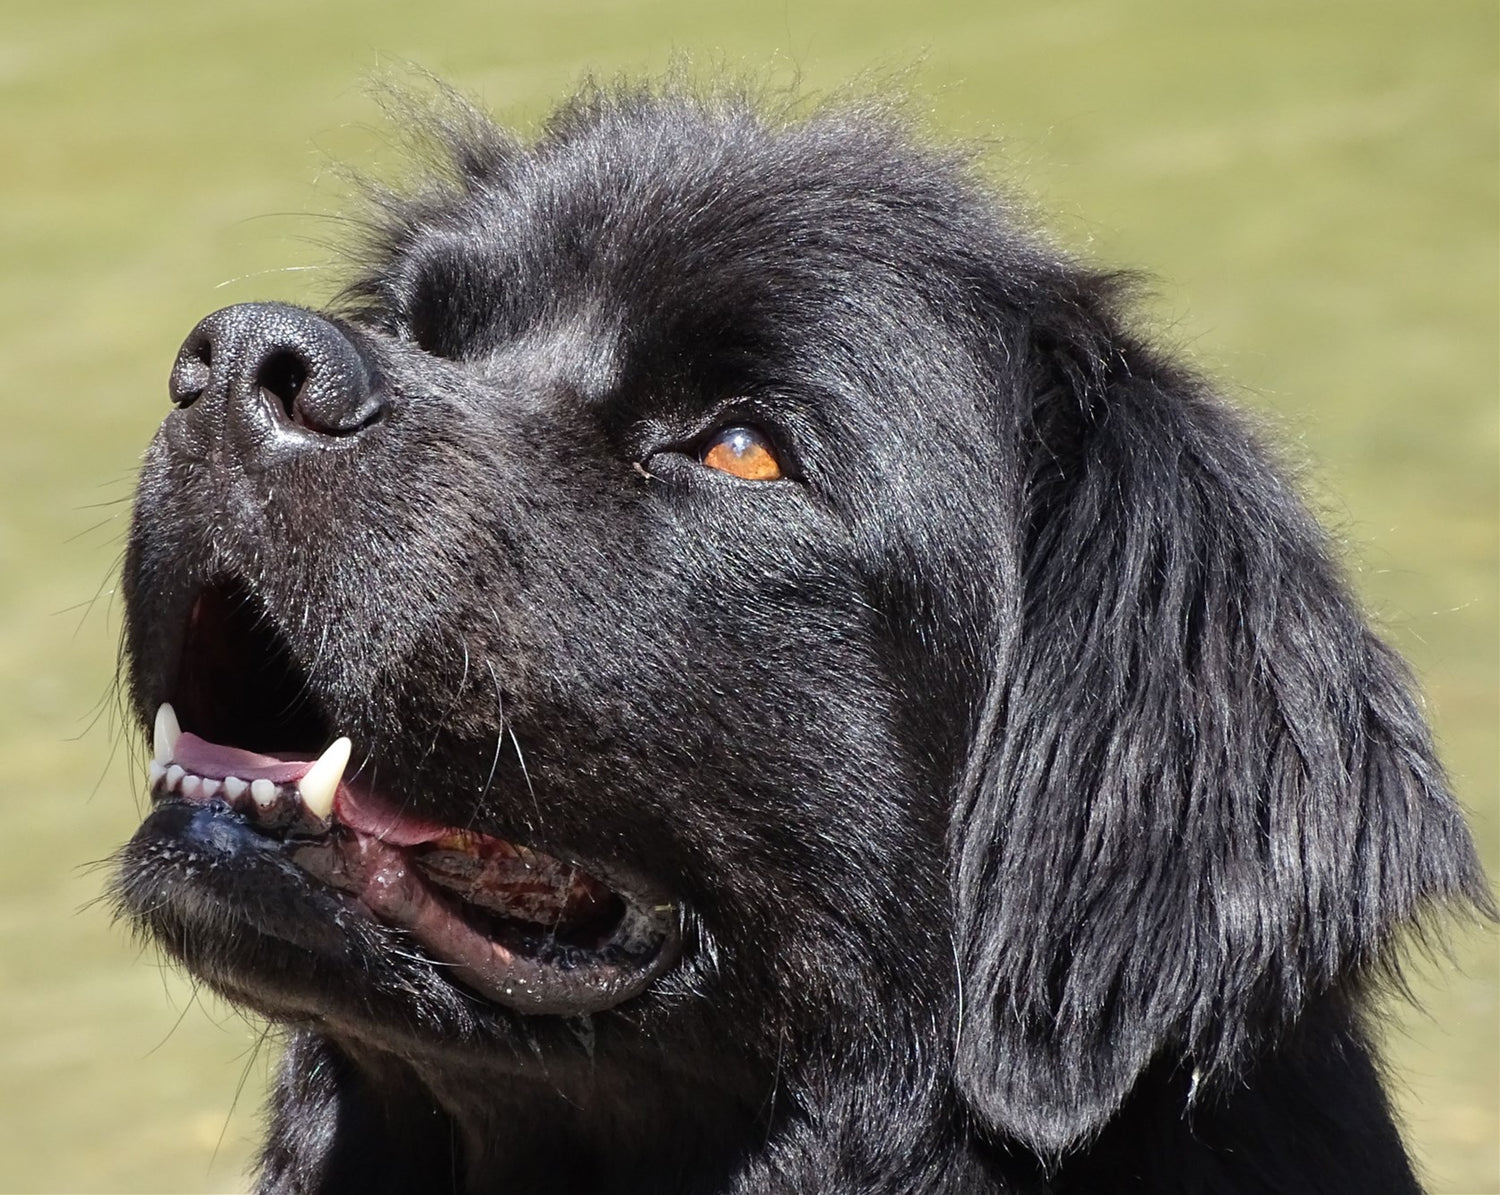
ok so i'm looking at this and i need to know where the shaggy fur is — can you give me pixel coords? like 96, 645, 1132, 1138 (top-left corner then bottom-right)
114, 83, 1490, 1194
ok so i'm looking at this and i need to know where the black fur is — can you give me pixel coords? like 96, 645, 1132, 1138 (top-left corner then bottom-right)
114, 82, 1491, 1194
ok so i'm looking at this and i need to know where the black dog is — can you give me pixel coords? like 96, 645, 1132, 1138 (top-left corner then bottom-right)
114, 83, 1490, 1194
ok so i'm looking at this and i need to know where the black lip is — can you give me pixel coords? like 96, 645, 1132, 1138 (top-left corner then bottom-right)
129, 779, 682, 1018
121, 801, 365, 960
289, 827, 681, 1015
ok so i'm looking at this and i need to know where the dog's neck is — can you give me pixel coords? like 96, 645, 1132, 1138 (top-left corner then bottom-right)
263, 1029, 779, 1193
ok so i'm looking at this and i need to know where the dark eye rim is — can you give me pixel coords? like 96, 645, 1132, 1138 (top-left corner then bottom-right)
633, 423, 802, 487
692, 406, 807, 480
626, 396, 811, 488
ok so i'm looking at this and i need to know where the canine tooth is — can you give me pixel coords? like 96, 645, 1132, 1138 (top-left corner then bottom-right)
165, 764, 185, 791
200, 778, 222, 799
222, 776, 247, 800
250, 778, 277, 808
181, 774, 201, 798
153, 703, 181, 764
149, 761, 166, 789
298, 737, 351, 820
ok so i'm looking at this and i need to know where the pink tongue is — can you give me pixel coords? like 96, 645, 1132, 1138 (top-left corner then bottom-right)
337, 786, 453, 846
172, 732, 313, 783
171, 731, 455, 847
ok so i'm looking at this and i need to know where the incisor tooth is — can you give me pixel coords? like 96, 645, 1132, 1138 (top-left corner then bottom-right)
153, 703, 181, 764
298, 737, 351, 819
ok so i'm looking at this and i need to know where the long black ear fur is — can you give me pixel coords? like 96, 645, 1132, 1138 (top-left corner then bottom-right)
950, 296, 1491, 1158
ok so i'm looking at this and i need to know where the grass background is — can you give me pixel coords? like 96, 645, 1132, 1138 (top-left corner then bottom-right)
0, 0, 1494, 1190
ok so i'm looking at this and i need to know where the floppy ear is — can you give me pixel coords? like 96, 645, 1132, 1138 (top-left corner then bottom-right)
949, 310, 1490, 1157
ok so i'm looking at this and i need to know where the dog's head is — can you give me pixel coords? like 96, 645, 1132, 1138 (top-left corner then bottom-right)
114, 86, 1488, 1164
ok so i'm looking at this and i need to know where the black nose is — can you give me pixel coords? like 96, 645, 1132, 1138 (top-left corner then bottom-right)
167, 303, 385, 467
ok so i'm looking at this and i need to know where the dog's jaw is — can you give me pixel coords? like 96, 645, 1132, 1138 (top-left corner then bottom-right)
137, 702, 681, 1016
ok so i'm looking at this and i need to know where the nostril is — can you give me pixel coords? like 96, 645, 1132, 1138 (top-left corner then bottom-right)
170, 338, 213, 408
255, 349, 311, 425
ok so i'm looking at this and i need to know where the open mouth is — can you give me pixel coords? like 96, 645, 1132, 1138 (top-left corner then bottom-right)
142, 581, 679, 1016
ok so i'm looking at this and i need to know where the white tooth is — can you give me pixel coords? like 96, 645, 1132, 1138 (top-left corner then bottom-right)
165, 764, 185, 791
250, 779, 277, 809
222, 776, 247, 800
180, 774, 201, 798
298, 737, 351, 820
153, 703, 181, 764
149, 761, 166, 789
199, 778, 221, 799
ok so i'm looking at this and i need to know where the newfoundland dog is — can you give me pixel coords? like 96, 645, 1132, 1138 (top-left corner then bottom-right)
113, 82, 1490, 1193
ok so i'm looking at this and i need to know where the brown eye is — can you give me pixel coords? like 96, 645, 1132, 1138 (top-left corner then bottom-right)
700, 425, 784, 481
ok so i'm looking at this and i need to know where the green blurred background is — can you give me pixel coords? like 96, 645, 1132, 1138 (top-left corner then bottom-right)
1, 1, 1494, 1191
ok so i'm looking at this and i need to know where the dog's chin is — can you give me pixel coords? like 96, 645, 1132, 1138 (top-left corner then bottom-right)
116, 717, 679, 1026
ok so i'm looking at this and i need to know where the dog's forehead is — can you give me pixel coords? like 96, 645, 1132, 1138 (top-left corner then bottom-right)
375, 109, 988, 389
